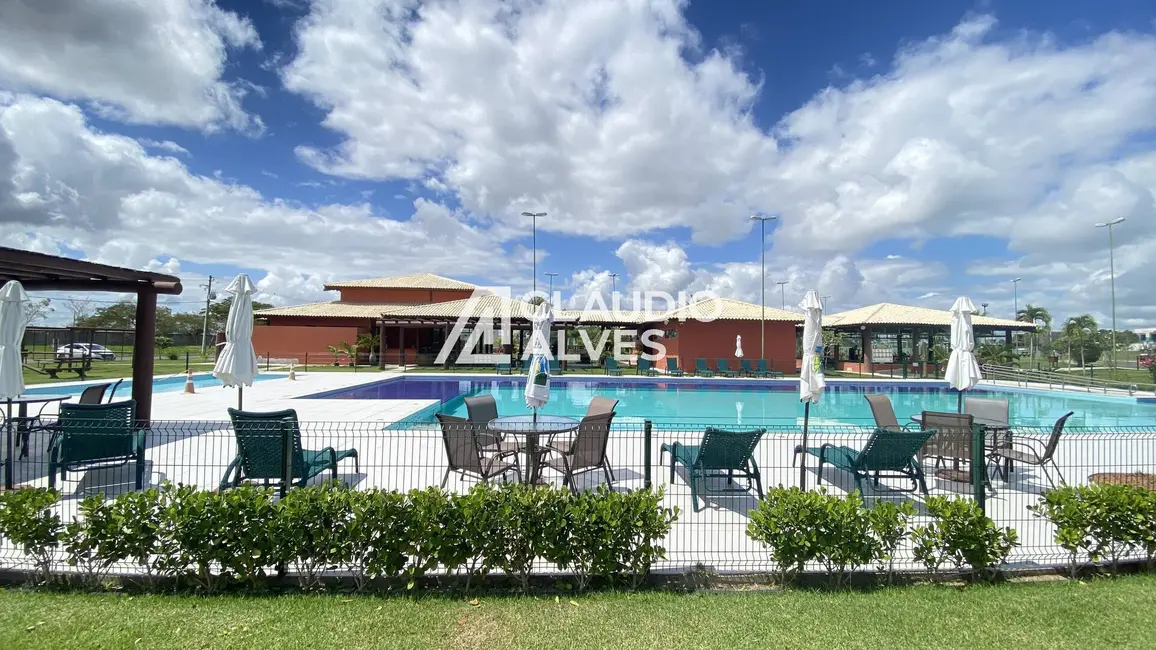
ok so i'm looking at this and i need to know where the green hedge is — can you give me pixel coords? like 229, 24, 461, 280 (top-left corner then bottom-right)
747, 488, 1017, 584
1030, 483, 1156, 577
0, 482, 678, 593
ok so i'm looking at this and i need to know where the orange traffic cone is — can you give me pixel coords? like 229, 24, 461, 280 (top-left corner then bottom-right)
288, 364, 297, 381
183, 369, 196, 394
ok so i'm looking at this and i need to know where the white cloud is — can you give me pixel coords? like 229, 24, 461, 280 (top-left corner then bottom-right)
283, 0, 775, 244
138, 139, 190, 156
0, 0, 262, 132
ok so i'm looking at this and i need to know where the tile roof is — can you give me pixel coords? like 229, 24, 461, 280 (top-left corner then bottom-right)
662, 297, 804, 322
323, 273, 476, 291
822, 303, 1034, 329
384, 294, 539, 320
255, 302, 418, 319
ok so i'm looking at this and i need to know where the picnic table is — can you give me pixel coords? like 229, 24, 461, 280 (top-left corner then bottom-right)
32, 358, 92, 379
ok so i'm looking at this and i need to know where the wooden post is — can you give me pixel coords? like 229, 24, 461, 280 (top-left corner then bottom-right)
378, 322, 387, 370
132, 291, 157, 427
862, 326, 873, 375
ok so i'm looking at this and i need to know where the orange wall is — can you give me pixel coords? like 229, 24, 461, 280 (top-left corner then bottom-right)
649, 320, 798, 373
336, 287, 474, 303
251, 324, 362, 363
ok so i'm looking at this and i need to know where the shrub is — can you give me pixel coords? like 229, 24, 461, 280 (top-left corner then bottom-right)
1032, 484, 1154, 575
868, 500, 918, 584
163, 484, 235, 593
1030, 486, 1097, 578
405, 486, 470, 589
343, 488, 411, 592
217, 485, 280, 589
610, 487, 678, 590
477, 483, 564, 593
64, 494, 123, 587
912, 496, 1018, 581
0, 488, 62, 583
276, 481, 354, 590
106, 484, 168, 583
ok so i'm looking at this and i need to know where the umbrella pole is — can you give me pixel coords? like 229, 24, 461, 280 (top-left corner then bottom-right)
5, 399, 12, 490
238, 386, 243, 411
799, 402, 810, 489
957, 390, 962, 414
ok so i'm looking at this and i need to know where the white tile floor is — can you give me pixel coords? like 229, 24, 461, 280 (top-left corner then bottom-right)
4, 372, 1155, 574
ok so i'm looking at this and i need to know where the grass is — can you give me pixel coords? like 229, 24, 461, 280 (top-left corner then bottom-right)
2, 576, 1155, 649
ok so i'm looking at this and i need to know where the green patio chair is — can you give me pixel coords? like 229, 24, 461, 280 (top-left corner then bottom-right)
495, 361, 512, 374
758, 359, 783, 378
660, 427, 765, 512
716, 358, 739, 378
740, 359, 767, 377
221, 408, 359, 491
639, 357, 659, 376
549, 358, 562, 375
805, 427, 936, 503
666, 357, 684, 376
604, 356, 624, 376
48, 400, 147, 490
694, 358, 714, 377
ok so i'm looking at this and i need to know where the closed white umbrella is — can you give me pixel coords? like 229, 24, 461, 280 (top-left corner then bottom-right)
735, 335, 743, 358
524, 301, 554, 421
1, 281, 29, 489
212, 274, 259, 410
945, 296, 983, 412
798, 290, 825, 488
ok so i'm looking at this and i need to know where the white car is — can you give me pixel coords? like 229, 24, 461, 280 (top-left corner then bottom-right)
55, 343, 117, 361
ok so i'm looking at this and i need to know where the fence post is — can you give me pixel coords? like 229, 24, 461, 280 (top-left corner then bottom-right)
304, 352, 309, 372
643, 419, 652, 490
185, 351, 189, 372
971, 425, 986, 514
266, 353, 271, 372
281, 421, 292, 499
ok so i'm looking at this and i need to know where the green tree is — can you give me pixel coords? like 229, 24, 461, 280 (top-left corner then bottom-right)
1059, 314, 1100, 367
75, 300, 138, 329
356, 332, 381, 364
202, 296, 274, 335
976, 343, 1018, 366
1016, 305, 1052, 363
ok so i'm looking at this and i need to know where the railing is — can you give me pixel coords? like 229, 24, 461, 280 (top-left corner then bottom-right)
982, 364, 1156, 396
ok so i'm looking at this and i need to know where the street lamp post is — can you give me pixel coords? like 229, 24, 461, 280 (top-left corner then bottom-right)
1011, 277, 1021, 353
609, 272, 618, 294
1095, 217, 1125, 372
545, 272, 559, 297
521, 211, 547, 294
776, 280, 789, 310
750, 214, 778, 360
981, 302, 988, 316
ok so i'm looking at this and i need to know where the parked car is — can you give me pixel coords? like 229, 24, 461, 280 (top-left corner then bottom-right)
55, 343, 116, 361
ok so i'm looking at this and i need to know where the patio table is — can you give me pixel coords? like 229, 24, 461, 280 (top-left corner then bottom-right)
4, 394, 70, 489
909, 413, 1014, 481
487, 415, 579, 485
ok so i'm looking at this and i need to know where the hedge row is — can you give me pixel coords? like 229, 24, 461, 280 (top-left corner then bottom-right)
0, 482, 678, 593
746, 488, 1018, 584
1030, 483, 1156, 577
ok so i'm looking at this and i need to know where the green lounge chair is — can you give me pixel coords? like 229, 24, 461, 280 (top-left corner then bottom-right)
221, 408, 359, 491
49, 400, 147, 490
666, 357, 684, 376
661, 428, 765, 512
716, 358, 739, 378
738, 359, 756, 377
694, 358, 714, 377
758, 359, 783, 378
604, 356, 624, 376
639, 358, 658, 376
495, 361, 512, 374
805, 427, 936, 503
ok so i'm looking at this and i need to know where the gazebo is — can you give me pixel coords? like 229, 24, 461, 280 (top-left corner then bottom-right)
0, 247, 183, 424
822, 302, 1036, 375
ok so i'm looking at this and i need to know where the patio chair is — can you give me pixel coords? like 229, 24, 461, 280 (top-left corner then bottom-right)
716, 359, 739, 378
864, 394, 916, 432
220, 408, 359, 491
437, 413, 521, 487
48, 400, 146, 490
464, 394, 519, 452
660, 427, 765, 512
806, 426, 936, 503
544, 411, 616, 492
694, 358, 714, 377
757, 359, 783, 378
964, 397, 1009, 428
585, 396, 619, 417
666, 357, 684, 376
16, 383, 112, 457
105, 379, 124, 403
740, 359, 765, 377
987, 411, 1074, 488
639, 357, 658, 376
495, 361, 512, 374
604, 356, 623, 376
549, 358, 562, 375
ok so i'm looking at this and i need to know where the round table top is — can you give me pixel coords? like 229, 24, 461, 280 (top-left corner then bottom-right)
909, 413, 1007, 429
7, 394, 71, 404
487, 414, 580, 434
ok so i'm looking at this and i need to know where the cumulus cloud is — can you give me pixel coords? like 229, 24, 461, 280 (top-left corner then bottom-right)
0, 0, 262, 132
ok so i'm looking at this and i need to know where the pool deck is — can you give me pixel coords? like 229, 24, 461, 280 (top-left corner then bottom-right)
4, 371, 1155, 574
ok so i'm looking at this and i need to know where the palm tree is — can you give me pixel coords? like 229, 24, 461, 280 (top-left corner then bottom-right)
976, 343, 1018, 367
1016, 305, 1052, 364
1060, 314, 1098, 368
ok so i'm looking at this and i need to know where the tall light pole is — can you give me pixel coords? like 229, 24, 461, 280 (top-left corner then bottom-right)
200, 275, 215, 354
521, 211, 547, 293
609, 272, 618, 293
776, 280, 788, 310
1011, 277, 1021, 352
1096, 217, 1126, 371
981, 302, 988, 316
750, 214, 778, 360
545, 272, 559, 296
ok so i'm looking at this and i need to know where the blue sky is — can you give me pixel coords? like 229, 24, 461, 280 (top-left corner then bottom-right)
1, 0, 1155, 327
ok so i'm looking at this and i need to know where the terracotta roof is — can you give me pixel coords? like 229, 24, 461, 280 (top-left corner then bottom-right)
384, 294, 539, 320
663, 297, 804, 322
822, 303, 1034, 329
559, 309, 666, 325
323, 273, 476, 291
256, 301, 418, 319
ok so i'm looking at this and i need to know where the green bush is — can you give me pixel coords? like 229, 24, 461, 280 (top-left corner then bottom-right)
276, 481, 354, 590
1031, 484, 1156, 575
105, 484, 168, 583
868, 500, 918, 585
0, 488, 62, 583
343, 488, 411, 592
913, 496, 1018, 581
64, 494, 121, 587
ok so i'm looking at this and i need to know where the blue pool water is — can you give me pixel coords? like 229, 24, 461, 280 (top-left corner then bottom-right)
305, 376, 1156, 428
23, 372, 283, 398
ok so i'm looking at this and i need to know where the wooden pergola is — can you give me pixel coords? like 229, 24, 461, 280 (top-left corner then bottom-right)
0, 247, 183, 424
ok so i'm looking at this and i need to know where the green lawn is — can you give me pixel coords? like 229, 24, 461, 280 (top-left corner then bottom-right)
3, 577, 1155, 649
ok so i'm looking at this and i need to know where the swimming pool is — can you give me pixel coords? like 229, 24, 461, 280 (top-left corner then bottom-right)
304, 376, 1156, 428
23, 372, 284, 398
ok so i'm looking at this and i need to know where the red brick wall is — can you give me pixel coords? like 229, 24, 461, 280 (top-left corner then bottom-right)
648, 320, 798, 374
335, 287, 474, 303
250, 324, 362, 364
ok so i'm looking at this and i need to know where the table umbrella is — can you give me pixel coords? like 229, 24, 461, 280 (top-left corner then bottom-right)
212, 274, 259, 410
945, 296, 983, 412
1, 281, 29, 488
524, 301, 554, 423
798, 290, 826, 488
735, 335, 743, 358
